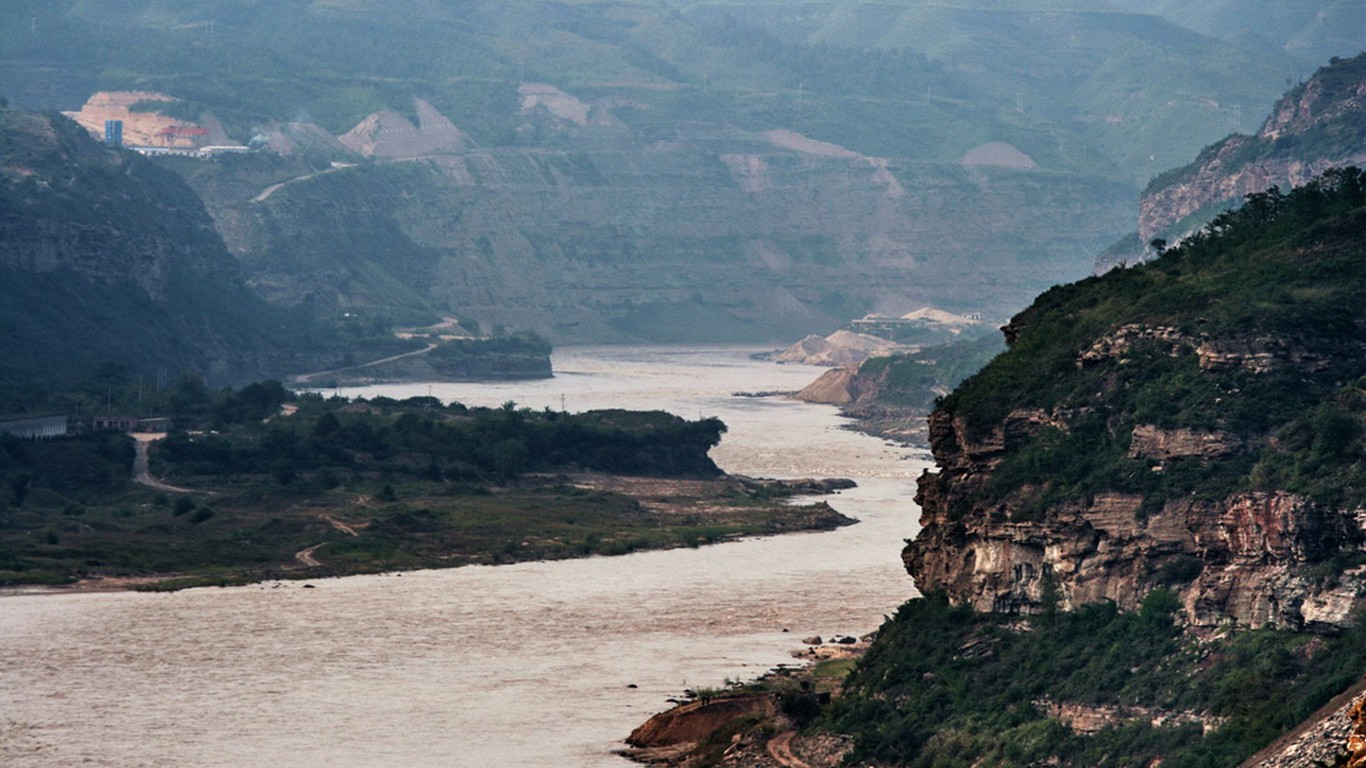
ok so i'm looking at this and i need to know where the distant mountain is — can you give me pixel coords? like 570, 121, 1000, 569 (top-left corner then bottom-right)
187, 112, 1132, 343
1109, 0, 1366, 65
0, 0, 1327, 178
679, 0, 1317, 174
0, 106, 308, 384
1096, 52, 1366, 270
3, 1, 1355, 342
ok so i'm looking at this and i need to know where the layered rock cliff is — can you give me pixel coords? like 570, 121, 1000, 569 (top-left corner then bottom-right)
1137, 53, 1366, 245
906, 169, 1366, 630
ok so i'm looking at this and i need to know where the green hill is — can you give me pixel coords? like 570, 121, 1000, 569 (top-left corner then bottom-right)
0, 106, 315, 386
1110, 0, 1366, 65
825, 168, 1366, 767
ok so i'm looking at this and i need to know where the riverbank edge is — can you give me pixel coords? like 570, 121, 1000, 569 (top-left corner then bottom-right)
0, 474, 861, 596
617, 637, 872, 767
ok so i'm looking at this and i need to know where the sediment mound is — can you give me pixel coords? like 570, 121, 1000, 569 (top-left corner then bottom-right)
339, 98, 469, 159
796, 367, 859, 405
776, 331, 901, 366
627, 695, 776, 748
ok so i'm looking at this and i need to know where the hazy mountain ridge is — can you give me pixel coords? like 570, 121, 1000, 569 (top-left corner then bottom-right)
1, 0, 1330, 175
183, 114, 1133, 342
1109, 0, 1366, 65
0, 106, 314, 384
7, 1, 1356, 343
1094, 51, 1366, 271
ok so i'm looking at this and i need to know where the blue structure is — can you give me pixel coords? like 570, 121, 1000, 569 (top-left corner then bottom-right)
104, 119, 123, 147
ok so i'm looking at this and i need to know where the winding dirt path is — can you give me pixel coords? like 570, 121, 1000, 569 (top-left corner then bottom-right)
291, 515, 360, 569
130, 433, 194, 493
290, 342, 439, 384
251, 164, 352, 203
767, 732, 813, 768
321, 514, 360, 536
294, 544, 324, 567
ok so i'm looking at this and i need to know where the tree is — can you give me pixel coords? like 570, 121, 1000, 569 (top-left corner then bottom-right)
492, 438, 529, 475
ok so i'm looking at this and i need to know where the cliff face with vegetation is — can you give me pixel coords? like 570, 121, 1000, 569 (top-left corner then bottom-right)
907, 169, 1366, 631
0, 107, 313, 384
1131, 53, 1366, 250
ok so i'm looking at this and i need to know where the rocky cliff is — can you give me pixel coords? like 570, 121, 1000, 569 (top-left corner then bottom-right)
0, 107, 312, 384
906, 169, 1366, 631
1136, 53, 1366, 246
0, 107, 424, 386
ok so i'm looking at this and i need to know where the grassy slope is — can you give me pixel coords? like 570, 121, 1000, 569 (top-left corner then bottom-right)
831, 595, 1366, 767
821, 169, 1366, 767
940, 169, 1366, 514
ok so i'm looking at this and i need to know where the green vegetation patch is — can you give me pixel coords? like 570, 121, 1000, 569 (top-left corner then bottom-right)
0, 381, 848, 587
858, 334, 1005, 412
829, 594, 1366, 767
938, 168, 1366, 513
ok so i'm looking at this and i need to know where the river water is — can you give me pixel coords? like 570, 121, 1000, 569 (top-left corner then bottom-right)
0, 346, 926, 767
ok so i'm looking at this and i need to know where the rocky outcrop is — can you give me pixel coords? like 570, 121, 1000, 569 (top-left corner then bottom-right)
1127, 424, 1243, 460
908, 402, 1366, 630
1237, 678, 1366, 768
339, 98, 470, 159
796, 367, 861, 405
1079, 323, 1339, 375
905, 171, 1366, 631
1135, 53, 1366, 244
1037, 699, 1223, 736
626, 695, 777, 749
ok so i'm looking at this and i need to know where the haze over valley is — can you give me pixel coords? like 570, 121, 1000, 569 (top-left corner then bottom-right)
6, 0, 1360, 357
2, 3, 1365, 767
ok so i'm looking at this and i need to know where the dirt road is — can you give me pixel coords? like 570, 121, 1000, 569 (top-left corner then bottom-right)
290, 342, 439, 384
294, 544, 324, 567
767, 732, 814, 768
130, 433, 193, 493
252, 164, 352, 203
